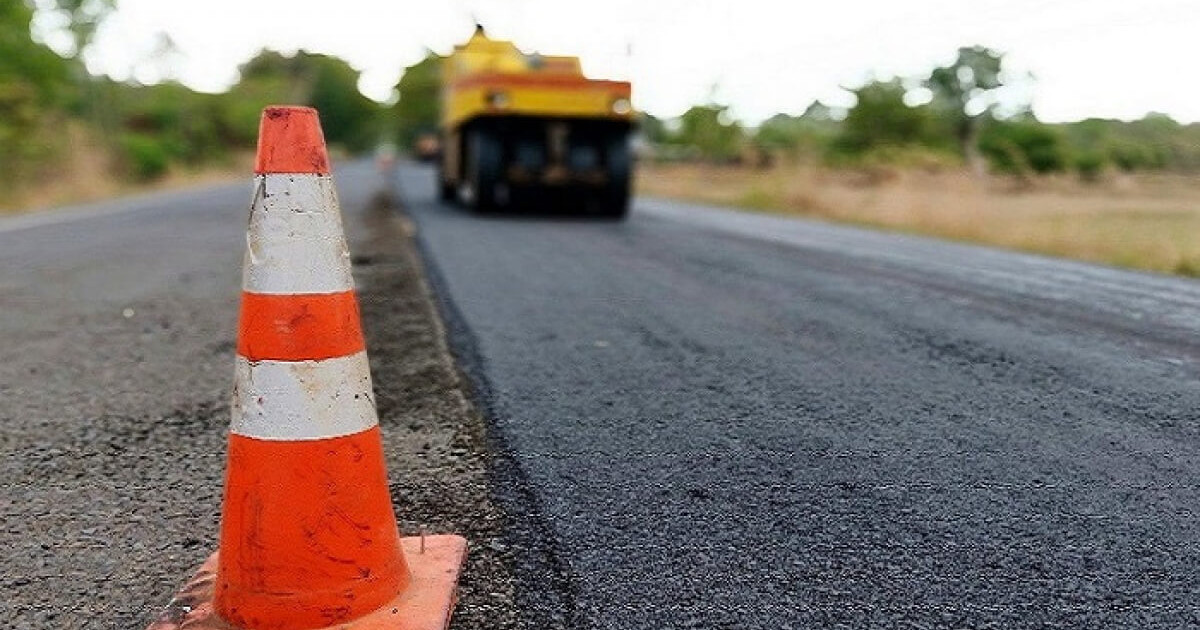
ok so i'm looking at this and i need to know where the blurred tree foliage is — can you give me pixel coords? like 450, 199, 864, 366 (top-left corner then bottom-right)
391, 51, 441, 149
231, 49, 383, 153
6, 1, 1200, 201
40, 0, 116, 131
41, 0, 115, 59
2, 1, 390, 192
671, 103, 744, 162
978, 117, 1067, 175
0, 0, 76, 187
1061, 113, 1200, 172
926, 46, 1006, 172
100, 80, 229, 179
752, 102, 838, 160
638, 112, 669, 145
1, 0, 73, 101
832, 80, 945, 156
626, 44, 1200, 182
83, 48, 387, 181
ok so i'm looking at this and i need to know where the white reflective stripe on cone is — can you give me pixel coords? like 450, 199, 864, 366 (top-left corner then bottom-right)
231, 351, 378, 441
243, 174, 354, 295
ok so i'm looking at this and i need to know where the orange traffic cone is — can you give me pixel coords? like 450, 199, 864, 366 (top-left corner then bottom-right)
148, 106, 467, 630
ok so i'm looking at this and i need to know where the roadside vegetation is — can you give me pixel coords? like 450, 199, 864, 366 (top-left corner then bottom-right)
1, 0, 398, 212
636, 47, 1200, 277
641, 47, 1200, 180
5, 2, 1200, 277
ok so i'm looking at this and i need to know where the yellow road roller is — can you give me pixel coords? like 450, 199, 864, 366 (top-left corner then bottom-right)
438, 26, 635, 217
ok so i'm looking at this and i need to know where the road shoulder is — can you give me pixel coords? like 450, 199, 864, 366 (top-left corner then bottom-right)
354, 192, 525, 629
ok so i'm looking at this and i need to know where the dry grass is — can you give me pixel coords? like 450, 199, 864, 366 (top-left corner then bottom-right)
1, 125, 253, 216
637, 162, 1200, 277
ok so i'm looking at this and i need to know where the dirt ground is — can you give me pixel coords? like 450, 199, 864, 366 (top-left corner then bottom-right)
638, 162, 1200, 276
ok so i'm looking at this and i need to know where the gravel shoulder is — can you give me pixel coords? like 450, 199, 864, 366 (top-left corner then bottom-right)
354, 190, 526, 630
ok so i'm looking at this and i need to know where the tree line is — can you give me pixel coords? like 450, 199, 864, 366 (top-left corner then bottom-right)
4, 1, 1197, 203
2, 0, 392, 195
643, 46, 1200, 180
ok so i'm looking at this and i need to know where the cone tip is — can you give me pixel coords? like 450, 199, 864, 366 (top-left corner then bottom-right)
255, 105, 330, 175
265, 105, 317, 116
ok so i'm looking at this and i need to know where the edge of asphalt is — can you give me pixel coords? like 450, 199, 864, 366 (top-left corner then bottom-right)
0, 179, 250, 235
396, 194, 582, 630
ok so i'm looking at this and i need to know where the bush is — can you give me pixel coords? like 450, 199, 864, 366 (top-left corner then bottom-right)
830, 80, 950, 160
119, 133, 171, 181
672, 104, 745, 162
1074, 151, 1106, 182
823, 144, 960, 174
1175, 258, 1200, 278
1108, 141, 1160, 172
0, 80, 48, 184
752, 109, 838, 160
979, 119, 1067, 174
862, 145, 961, 171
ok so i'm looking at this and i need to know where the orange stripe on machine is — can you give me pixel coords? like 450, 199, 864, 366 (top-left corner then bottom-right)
450, 72, 631, 94
230, 352, 377, 440
244, 174, 353, 295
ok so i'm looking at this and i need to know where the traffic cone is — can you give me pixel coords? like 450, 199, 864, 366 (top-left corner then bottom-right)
147, 106, 467, 630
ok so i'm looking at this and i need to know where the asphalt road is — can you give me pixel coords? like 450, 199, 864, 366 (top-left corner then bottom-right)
4, 161, 1200, 628
396, 164, 1200, 628
0, 162, 509, 629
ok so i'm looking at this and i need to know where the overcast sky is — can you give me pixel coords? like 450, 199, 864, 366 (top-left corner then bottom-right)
62, 0, 1200, 125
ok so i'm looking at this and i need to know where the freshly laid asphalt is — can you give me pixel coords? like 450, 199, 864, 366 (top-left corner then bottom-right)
397, 163, 1200, 628
4, 160, 1200, 629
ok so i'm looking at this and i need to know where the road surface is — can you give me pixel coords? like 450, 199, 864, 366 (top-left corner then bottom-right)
0, 163, 516, 630
396, 163, 1200, 628
4, 160, 1199, 628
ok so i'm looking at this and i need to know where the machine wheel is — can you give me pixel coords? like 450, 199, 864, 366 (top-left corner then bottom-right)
464, 126, 503, 212
598, 134, 632, 219
438, 178, 456, 203
598, 186, 630, 220
436, 161, 457, 203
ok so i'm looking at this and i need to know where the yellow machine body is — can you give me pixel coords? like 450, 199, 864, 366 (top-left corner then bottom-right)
437, 28, 635, 217
441, 31, 633, 129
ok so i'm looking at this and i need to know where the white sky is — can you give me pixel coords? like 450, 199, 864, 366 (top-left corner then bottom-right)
68, 0, 1200, 125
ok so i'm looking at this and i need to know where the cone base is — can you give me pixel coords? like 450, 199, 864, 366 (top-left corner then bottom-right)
147, 535, 468, 630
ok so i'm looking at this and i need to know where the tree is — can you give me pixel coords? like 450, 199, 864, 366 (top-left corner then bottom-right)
674, 103, 743, 162
40, 0, 114, 60
306, 53, 382, 153
834, 79, 938, 155
638, 112, 669, 145
925, 46, 1006, 174
1, 1, 72, 100
754, 113, 804, 153
227, 49, 383, 153
36, 0, 116, 129
0, 0, 76, 186
753, 101, 839, 159
978, 117, 1066, 176
391, 51, 440, 150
